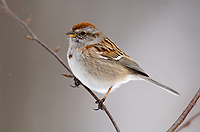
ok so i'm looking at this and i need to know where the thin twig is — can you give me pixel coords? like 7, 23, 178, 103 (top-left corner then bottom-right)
167, 88, 200, 132
1, 0, 8, 7
82, 84, 120, 132
176, 111, 200, 132
1, 0, 72, 74
0, 1, 120, 132
103, 105, 121, 132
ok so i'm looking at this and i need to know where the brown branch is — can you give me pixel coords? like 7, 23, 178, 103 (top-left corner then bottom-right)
176, 111, 200, 132
0, 1, 120, 132
167, 88, 200, 132
82, 84, 121, 132
1, 1, 72, 74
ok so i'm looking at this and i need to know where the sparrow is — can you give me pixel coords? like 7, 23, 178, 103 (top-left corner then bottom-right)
66, 22, 179, 109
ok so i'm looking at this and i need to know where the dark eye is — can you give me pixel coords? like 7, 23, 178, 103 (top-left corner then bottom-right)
80, 31, 86, 36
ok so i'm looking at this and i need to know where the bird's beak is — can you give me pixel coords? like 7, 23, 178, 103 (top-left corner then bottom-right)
66, 31, 76, 38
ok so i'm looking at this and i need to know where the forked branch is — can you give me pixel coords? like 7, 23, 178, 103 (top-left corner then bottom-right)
1, 1, 200, 132
0, 0, 120, 132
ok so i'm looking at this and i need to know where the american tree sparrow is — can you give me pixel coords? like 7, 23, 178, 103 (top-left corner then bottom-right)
66, 22, 179, 109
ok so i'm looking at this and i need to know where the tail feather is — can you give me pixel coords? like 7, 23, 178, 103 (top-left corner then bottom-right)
139, 75, 180, 96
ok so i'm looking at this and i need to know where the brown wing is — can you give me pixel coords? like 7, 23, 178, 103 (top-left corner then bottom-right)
92, 37, 149, 77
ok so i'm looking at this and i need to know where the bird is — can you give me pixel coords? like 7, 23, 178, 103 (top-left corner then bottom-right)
66, 22, 179, 109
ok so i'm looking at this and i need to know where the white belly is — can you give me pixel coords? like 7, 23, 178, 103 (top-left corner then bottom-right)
68, 58, 141, 93
67, 46, 141, 94
68, 53, 111, 93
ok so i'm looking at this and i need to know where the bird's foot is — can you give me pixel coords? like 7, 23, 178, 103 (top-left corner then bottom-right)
94, 98, 105, 111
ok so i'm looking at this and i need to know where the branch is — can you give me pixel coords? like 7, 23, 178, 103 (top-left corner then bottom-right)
1, 1, 72, 74
82, 84, 121, 132
176, 111, 200, 132
0, 1, 120, 132
167, 88, 200, 132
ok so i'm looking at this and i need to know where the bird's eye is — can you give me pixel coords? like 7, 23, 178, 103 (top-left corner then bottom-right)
80, 31, 86, 36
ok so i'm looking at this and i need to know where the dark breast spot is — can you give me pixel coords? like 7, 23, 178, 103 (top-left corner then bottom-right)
68, 54, 73, 59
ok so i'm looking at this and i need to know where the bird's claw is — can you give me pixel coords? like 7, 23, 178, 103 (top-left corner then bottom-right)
70, 77, 81, 88
94, 98, 105, 111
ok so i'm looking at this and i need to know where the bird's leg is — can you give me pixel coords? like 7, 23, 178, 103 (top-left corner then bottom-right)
62, 73, 81, 88
94, 86, 112, 111
70, 77, 81, 88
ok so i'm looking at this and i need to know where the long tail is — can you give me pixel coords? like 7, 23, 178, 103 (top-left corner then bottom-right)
138, 75, 180, 96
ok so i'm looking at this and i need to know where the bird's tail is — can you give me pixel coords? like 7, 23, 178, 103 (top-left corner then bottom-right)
138, 75, 179, 96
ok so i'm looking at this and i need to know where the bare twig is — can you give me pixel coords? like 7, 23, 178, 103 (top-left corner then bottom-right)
103, 105, 121, 132
1, 0, 72, 74
0, 1, 120, 132
167, 88, 200, 132
3, 1, 200, 132
82, 84, 121, 132
176, 111, 200, 132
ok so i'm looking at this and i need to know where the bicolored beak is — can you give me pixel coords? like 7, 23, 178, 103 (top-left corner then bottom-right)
66, 31, 76, 38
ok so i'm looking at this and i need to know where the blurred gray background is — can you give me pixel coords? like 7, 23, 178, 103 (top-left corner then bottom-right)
1, 0, 200, 132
